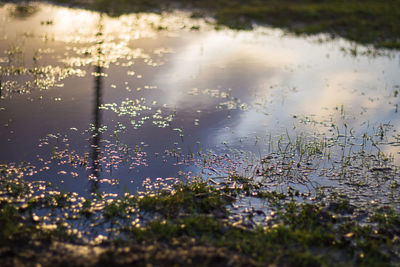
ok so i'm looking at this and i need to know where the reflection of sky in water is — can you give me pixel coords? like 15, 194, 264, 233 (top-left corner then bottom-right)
0, 3, 399, 195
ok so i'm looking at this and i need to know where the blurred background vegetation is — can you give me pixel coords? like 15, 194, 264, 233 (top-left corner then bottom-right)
41, 0, 400, 49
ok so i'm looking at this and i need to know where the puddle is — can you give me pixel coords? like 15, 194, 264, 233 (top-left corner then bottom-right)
0, 3, 399, 201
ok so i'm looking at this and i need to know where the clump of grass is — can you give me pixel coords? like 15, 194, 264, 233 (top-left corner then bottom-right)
9, 4, 39, 18
123, 197, 400, 266
138, 179, 232, 218
0, 202, 21, 241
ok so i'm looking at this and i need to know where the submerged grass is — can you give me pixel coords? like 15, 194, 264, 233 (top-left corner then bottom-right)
42, 0, 400, 49
3, 120, 399, 265
1, 166, 400, 266
1, 115, 399, 265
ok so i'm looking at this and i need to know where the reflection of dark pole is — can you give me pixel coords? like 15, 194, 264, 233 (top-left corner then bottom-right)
90, 16, 104, 193
90, 64, 103, 192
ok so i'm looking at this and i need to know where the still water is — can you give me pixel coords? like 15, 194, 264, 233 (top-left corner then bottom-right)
1, 3, 399, 196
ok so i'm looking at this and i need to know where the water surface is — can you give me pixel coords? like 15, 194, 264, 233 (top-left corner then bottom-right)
1, 3, 399, 197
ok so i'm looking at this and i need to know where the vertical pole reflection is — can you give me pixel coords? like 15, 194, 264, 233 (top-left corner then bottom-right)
0, 74, 3, 98
90, 15, 104, 193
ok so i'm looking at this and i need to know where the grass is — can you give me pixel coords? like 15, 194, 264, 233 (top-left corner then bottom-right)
137, 181, 232, 218
1, 166, 399, 266
43, 0, 400, 49
1, 118, 399, 265
111, 194, 400, 266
